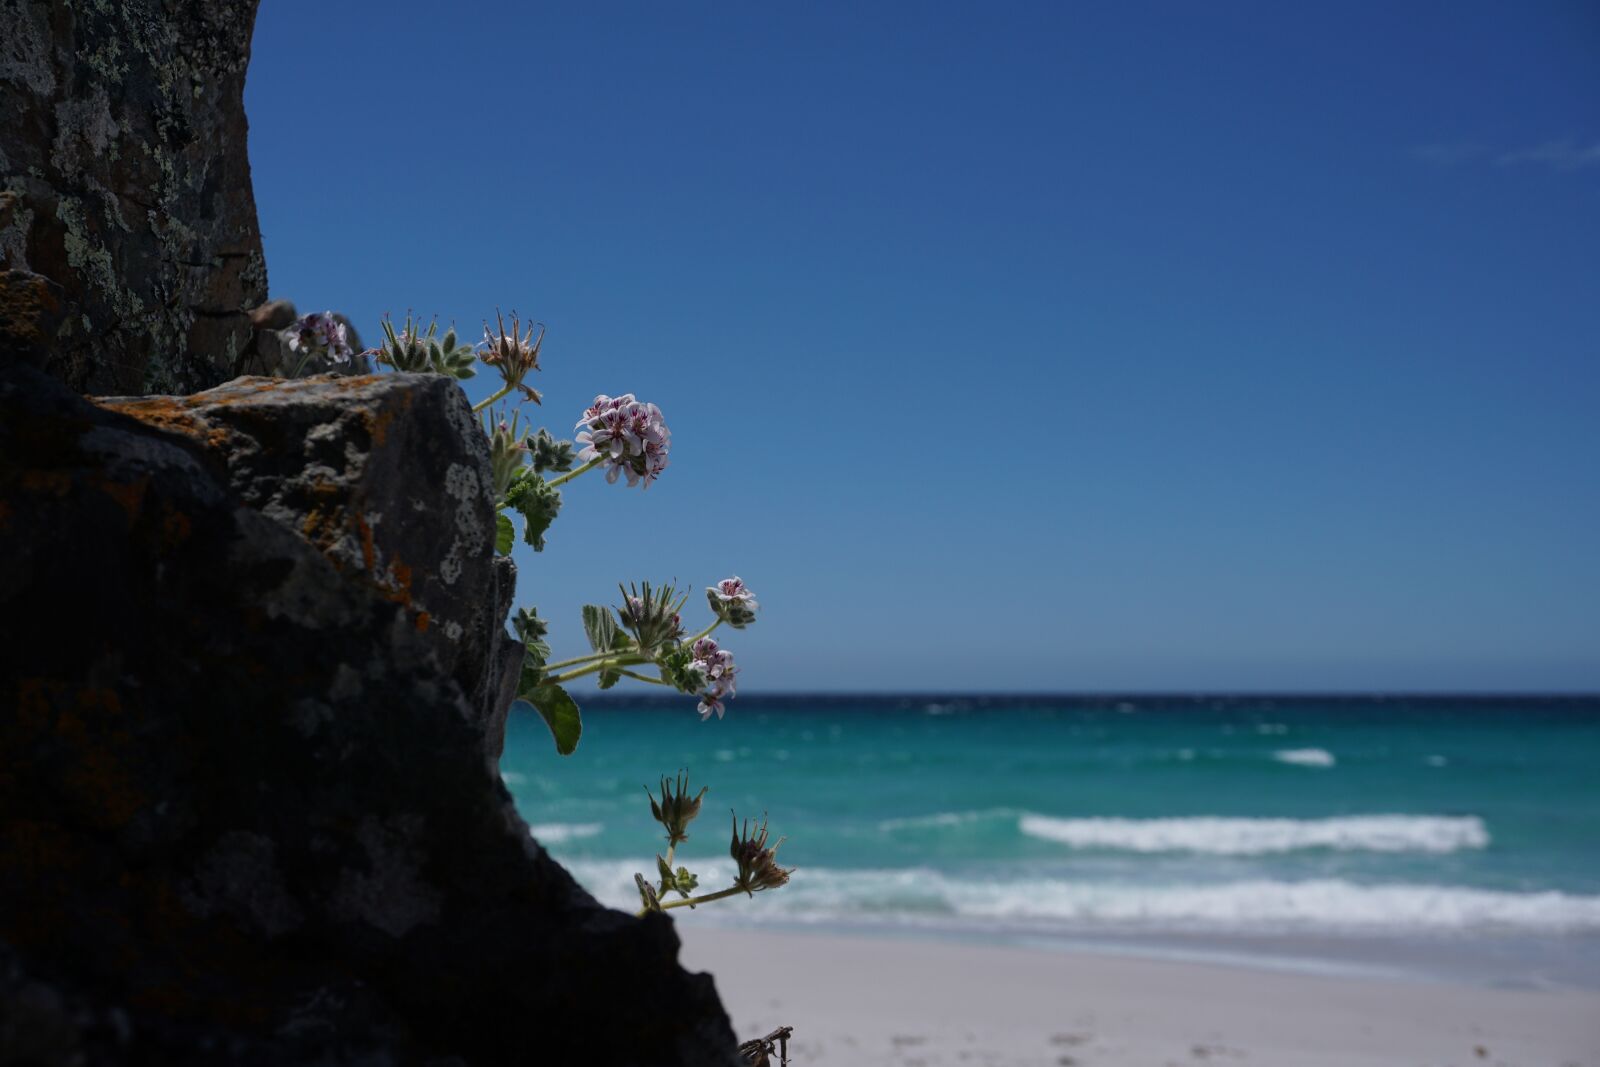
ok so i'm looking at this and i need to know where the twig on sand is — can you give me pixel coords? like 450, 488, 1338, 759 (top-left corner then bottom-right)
738, 1025, 794, 1065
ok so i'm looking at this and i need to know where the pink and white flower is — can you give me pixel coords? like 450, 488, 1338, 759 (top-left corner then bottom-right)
575, 393, 671, 489
707, 575, 759, 627
285, 311, 353, 365
690, 636, 738, 720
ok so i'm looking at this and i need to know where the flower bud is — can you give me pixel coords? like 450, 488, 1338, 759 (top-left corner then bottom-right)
706, 576, 759, 629
646, 771, 708, 847
730, 812, 792, 896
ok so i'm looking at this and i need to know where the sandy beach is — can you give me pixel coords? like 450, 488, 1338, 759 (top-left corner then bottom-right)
680, 927, 1600, 1067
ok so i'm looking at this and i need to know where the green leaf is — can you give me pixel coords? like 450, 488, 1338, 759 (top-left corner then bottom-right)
582, 604, 618, 653
495, 512, 514, 555
529, 429, 577, 474
512, 606, 550, 690
503, 471, 561, 552
524, 683, 581, 755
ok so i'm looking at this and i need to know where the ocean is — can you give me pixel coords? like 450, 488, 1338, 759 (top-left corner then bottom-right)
499, 694, 1600, 986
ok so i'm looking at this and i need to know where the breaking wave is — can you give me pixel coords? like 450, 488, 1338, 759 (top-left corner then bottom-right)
562, 859, 1600, 934
1273, 748, 1337, 767
528, 822, 604, 844
1016, 814, 1490, 855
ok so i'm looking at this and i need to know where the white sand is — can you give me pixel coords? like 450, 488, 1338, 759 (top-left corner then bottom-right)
679, 927, 1600, 1066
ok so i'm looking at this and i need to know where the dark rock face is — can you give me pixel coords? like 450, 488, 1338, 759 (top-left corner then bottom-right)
98, 373, 522, 764
0, 0, 268, 394
0, 362, 742, 1065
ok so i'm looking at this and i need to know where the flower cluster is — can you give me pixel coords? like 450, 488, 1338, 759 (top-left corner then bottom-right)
375, 314, 476, 379
707, 576, 760, 629
481, 310, 544, 404
575, 394, 671, 489
646, 771, 708, 847
486, 409, 530, 499
285, 311, 353, 366
730, 814, 791, 895
618, 581, 688, 654
689, 636, 738, 720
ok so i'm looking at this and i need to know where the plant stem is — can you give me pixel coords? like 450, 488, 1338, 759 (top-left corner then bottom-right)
543, 648, 617, 672
547, 654, 650, 685
544, 456, 604, 488
657, 886, 745, 912
471, 384, 514, 413
616, 667, 668, 686
685, 618, 723, 645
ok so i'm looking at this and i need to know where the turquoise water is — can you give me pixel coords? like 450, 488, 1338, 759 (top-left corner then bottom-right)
500, 695, 1600, 946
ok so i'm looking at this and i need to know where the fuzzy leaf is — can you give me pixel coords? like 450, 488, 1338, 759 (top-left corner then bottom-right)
523, 683, 581, 755
495, 512, 514, 555
512, 606, 550, 691
582, 604, 618, 654
503, 471, 562, 552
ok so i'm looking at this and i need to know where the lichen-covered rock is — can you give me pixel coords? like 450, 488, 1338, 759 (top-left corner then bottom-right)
0, 267, 66, 367
99, 372, 522, 762
0, 0, 267, 394
0, 361, 743, 1065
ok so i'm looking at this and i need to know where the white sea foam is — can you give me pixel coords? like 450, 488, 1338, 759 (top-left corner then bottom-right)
528, 822, 604, 844
1274, 747, 1336, 767
1016, 814, 1489, 855
560, 859, 1600, 934
878, 808, 1019, 831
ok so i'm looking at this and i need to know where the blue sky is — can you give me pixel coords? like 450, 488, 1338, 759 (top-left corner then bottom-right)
248, 2, 1599, 692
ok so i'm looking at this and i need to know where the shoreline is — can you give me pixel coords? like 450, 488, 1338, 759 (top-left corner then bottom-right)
673, 915, 1600, 992
679, 925, 1600, 1066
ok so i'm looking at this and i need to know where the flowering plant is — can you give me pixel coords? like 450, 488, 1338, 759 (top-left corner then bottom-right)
280, 306, 791, 920
278, 309, 761, 751
633, 772, 791, 917
283, 311, 354, 376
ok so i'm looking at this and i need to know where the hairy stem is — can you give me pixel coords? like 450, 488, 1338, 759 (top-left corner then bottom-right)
544, 456, 604, 489
655, 886, 745, 913
547, 654, 651, 685
471, 384, 514, 414
684, 618, 723, 646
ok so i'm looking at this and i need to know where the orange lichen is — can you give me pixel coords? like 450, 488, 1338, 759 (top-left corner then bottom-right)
163, 509, 192, 546
97, 396, 231, 449
415, 611, 431, 633
14, 677, 57, 734
356, 515, 377, 571
44, 687, 145, 831
378, 559, 416, 607
98, 475, 149, 523
19, 469, 71, 496
367, 404, 398, 447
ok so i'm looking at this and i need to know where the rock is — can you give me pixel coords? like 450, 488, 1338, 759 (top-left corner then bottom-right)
250, 299, 299, 333
99, 371, 522, 763
0, 361, 743, 1065
0, 0, 267, 394
0, 268, 66, 367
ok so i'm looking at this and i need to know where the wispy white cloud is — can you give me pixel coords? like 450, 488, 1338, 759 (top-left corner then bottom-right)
1496, 138, 1600, 171
1410, 142, 1486, 166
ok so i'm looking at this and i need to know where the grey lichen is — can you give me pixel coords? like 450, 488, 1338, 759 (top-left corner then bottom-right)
0, 0, 56, 95
330, 816, 441, 939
